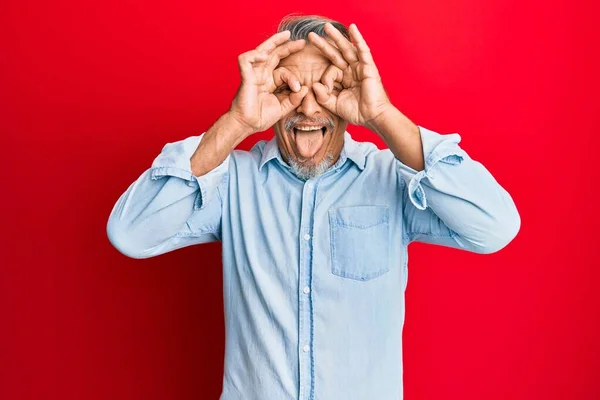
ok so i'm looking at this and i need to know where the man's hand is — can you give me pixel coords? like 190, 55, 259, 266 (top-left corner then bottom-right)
228, 30, 310, 136
308, 23, 424, 170
307, 23, 394, 131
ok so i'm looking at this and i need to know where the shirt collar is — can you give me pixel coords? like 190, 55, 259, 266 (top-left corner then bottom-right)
258, 131, 366, 172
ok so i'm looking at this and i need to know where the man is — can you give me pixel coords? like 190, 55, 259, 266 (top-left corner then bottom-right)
107, 15, 520, 400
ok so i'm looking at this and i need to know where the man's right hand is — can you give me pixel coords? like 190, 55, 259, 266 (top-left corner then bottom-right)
228, 30, 309, 136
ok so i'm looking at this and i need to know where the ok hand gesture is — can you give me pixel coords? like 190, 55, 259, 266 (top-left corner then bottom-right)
308, 23, 393, 130
229, 31, 309, 136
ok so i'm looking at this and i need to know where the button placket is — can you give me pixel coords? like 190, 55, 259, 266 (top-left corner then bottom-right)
298, 178, 317, 400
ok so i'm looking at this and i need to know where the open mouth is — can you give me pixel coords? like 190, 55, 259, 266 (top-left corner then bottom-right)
292, 126, 328, 136
287, 124, 330, 158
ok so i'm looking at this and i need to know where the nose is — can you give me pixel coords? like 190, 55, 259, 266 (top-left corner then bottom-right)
296, 87, 324, 118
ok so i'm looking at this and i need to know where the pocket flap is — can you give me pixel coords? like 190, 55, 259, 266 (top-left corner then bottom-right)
329, 205, 389, 229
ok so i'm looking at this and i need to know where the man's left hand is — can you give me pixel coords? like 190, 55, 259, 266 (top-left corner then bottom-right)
307, 23, 394, 131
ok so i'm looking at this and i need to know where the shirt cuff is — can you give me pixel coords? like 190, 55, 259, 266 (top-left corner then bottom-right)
149, 133, 229, 210
396, 126, 467, 210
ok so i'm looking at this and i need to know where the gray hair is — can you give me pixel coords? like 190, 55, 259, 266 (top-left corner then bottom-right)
277, 14, 350, 41
289, 152, 334, 181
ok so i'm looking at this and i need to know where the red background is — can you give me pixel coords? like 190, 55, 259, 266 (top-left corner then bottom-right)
1, 0, 599, 399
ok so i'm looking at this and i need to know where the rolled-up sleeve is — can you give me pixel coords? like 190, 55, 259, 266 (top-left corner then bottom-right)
397, 126, 521, 254
107, 133, 229, 259
150, 135, 229, 210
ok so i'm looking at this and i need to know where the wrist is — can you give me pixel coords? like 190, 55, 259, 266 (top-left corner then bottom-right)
364, 104, 399, 138
365, 105, 419, 145
224, 110, 256, 140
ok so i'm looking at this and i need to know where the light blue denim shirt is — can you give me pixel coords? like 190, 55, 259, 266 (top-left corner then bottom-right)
107, 126, 520, 400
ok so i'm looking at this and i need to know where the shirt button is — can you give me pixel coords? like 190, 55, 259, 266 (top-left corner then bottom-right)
303, 286, 310, 294
303, 233, 311, 241
303, 345, 310, 353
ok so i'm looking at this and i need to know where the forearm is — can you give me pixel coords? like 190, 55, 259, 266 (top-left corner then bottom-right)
107, 169, 203, 258
108, 115, 242, 258
191, 112, 252, 177
367, 105, 424, 171
398, 126, 520, 253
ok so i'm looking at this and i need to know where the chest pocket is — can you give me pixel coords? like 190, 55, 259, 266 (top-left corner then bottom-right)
328, 205, 390, 281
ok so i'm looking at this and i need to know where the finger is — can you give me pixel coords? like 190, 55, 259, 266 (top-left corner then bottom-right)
349, 24, 375, 65
265, 39, 306, 71
256, 30, 292, 53
323, 22, 359, 64
321, 64, 344, 93
280, 85, 309, 115
313, 82, 337, 114
238, 50, 270, 76
307, 32, 349, 70
273, 67, 301, 92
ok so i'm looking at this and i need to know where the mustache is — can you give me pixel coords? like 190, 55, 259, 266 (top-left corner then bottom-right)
285, 115, 335, 131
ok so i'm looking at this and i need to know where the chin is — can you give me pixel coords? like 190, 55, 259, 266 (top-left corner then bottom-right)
288, 152, 335, 181
273, 117, 345, 178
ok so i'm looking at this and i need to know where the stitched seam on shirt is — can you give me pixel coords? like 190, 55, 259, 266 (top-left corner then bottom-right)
406, 231, 453, 238
330, 205, 389, 229
195, 175, 209, 210
331, 268, 389, 281
313, 155, 350, 208
330, 217, 391, 281
151, 166, 194, 181
309, 177, 322, 400
424, 134, 463, 165
334, 221, 388, 229
402, 244, 409, 291
424, 149, 465, 181
174, 229, 219, 237
215, 160, 231, 201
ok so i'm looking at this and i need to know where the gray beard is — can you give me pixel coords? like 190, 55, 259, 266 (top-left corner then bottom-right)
288, 153, 334, 181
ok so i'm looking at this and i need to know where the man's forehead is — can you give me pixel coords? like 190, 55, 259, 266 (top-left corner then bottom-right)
277, 43, 332, 71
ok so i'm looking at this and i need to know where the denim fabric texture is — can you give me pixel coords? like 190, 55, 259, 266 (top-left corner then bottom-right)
107, 126, 520, 400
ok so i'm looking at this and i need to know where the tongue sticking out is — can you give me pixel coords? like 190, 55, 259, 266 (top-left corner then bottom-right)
293, 128, 325, 158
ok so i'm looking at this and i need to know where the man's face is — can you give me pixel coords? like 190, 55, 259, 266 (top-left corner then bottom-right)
273, 43, 347, 179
